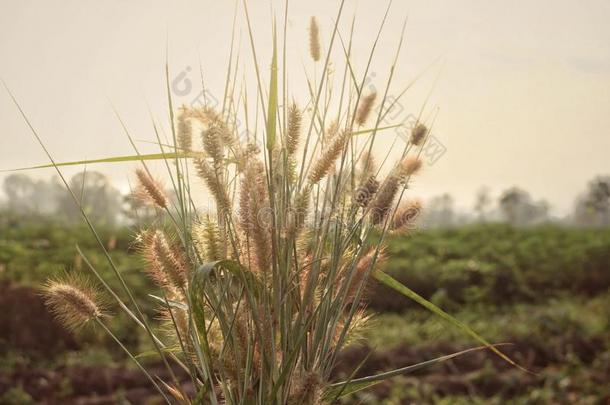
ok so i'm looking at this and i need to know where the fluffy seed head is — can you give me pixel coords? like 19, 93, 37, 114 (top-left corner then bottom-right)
308, 131, 350, 184
194, 157, 231, 212
135, 168, 168, 209
342, 247, 386, 303
410, 123, 428, 146
356, 92, 377, 127
287, 103, 302, 156
368, 174, 400, 225
177, 105, 193, 152
401, 156, 423, 177
43, 276, 104, 331
202, 122, 225, 170
193, 216, 223, 262
391, 200, 422, 232
149, 230, 188, 290
309, 17, 321, 62
354, 176, 379, 208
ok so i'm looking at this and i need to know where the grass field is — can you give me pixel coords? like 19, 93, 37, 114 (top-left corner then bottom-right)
1, 219, 608, 404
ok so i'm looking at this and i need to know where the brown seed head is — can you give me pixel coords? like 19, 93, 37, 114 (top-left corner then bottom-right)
308, 131, 350, 184
177, 105, 192, 152
368, 174, 400, 225
135, 168, 168, 209
309, 17, 321, 62
149, 230, 188, 290
194, 157, 231, 212
287, 103, 302, 156
43, 276, 104, 331
410, 123, 428, 146
391, 200, 422, 232
354, 176, 379, 208
356, 92, 377, 127
401, 156, 423, 177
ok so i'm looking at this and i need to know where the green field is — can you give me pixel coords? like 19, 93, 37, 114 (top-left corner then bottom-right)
1, 219, 608, 404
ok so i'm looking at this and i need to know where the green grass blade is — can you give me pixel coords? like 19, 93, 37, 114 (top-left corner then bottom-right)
374, 270, 530, 373
266, 23, 278, 151
326, 344, 509, 400
2, 152, 201, 172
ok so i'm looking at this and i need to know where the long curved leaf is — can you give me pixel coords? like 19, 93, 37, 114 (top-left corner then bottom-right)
374, 270, 529, 372
325, 343, 512, 400
1, 151, 203, 172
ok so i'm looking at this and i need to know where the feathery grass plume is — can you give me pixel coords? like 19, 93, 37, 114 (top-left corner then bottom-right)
177, 105, 192, 152
148, 230, 188, 290
326, 120, 339, 141
354, 175, 379, 208
333, 309, 371, 347
368, 172, 401, 225
287, 371, 322, 405
356, 91, 377, 127
391, 200, 423, 232
151, 230, 188, 289
135, 168, 168, 209
286, 103, 302, 156
400, 156, 423, 177
202, 122, 225, 171
287, 185, 311, 238
341, 247, 386, 304
410, 122, 428, 146
194, 157, 231, 212
309, 16, 321, 62
193, 216, 223, 261
359, 150, 377, 181
43, 276, 105, 331
308, 130, 350, 184
239, 159, 271, 273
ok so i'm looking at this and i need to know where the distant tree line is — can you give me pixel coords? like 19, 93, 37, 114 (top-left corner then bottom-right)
1, 172, 609, 228
419, 177, 610, 228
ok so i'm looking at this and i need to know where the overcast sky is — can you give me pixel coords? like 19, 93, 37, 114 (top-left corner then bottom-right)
1, 0, 609, 215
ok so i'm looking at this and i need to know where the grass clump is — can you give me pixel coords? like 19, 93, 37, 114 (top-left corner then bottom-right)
3, 2, 514, 403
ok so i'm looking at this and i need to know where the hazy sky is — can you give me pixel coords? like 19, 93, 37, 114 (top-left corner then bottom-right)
1, 0, 609, 215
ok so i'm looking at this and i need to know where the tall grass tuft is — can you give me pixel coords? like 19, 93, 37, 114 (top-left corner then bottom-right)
22, 4, 522, 403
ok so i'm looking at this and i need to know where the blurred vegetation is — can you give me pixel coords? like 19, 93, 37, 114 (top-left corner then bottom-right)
0, 216, 608, 403
370, 224, 610, 312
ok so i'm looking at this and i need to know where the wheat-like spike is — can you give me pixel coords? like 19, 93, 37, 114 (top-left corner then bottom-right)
368, 173, 400, 225
356, 92, 377, 127
400, 156, 423, 177
239, 160, 271, 273
150, 230, 188, 290
308, 131, 350, 185
194, 216, 223, 261
286, 103, 302, 156
359, 150, 377, 180
342, 247, 386, 304
194, 157, 231, 212
325, 120, 339, 141
333, 309, 371, 348
309, 16, 321, 62
43, 276, 105, 331
354, 176, 379, 208
391, 200, 423, 233
287, 185, 311, 238
202, 122, 225, 171
410, 123, 428, 146
177, 105, 192, 152
135, 168, 168, 209
287, 371, 322, 405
